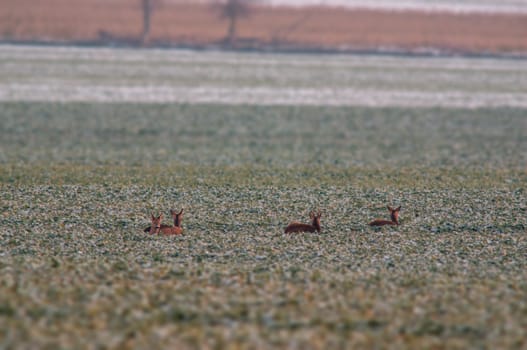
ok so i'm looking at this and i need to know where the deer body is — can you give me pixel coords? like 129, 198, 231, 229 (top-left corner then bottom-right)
148, 209, 184, 235
369, 219, 398, 226
158, 225, 183, 235
369, 206, 401, 226
284, 211, 321, 234
144, 222, 170, 233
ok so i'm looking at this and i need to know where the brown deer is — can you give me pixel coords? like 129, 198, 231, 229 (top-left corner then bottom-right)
146, 211, 184, 235
144, 213, 170, 234
369, 206, 401, 226
169, 208, 184, 235
284, 211, 322, 234
143, 209, 183, 234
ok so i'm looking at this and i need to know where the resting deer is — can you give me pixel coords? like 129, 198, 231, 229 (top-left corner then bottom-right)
369, 206, 401, 226
144, 213, 170, 234
146, 211, 184, 235
169, 208, 184, 235
284, 211, 322, 233
143, 209, 183, 235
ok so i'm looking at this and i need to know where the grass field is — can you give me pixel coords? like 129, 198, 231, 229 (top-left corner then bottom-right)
0, 46, 526, 348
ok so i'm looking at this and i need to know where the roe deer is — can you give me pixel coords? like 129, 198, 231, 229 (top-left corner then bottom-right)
146, 212, 183, 235
369, 206, 401, 226
284, 211, 322, 233
144, 213, 170, 234
169, 208, 184, 235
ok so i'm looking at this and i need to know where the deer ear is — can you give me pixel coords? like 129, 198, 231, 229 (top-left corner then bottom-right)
159, 214, 163, 219
179, 209, 184, 215
395, 206, 401, 211
170, 209, 175, 215
151, 213, 155, 219
387, 206, 393, 211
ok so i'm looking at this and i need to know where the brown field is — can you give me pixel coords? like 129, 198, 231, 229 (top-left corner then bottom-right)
1, 0, 527, 54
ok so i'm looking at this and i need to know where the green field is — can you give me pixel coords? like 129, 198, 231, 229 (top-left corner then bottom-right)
1, 46, 527, 349
1, 102, 526, 349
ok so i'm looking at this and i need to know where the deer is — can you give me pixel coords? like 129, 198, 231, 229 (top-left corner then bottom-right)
169, 208, 184, 234
145, 209, 184, 235
284, 211, 322, 234
144, 213, 170, 234
369, 206, 401, 226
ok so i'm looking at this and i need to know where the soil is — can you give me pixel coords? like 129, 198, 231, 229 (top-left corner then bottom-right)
1, 0, 527, 55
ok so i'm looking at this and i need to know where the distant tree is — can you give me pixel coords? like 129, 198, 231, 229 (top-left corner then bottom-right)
214, 0, 253, 47
141, 0, 160, 46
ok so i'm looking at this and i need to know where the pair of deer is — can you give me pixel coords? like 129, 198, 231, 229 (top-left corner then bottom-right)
284, 206, 401, 233
145, 209, 184, 235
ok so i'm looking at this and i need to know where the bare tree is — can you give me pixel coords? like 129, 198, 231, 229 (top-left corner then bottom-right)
214, 0, 253, 47
141, 0, 160, 46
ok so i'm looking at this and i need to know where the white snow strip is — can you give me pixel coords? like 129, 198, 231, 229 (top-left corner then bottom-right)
1, 84, 526, 108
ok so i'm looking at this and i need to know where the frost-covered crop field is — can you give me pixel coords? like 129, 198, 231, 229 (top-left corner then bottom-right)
1, 44, 527, 108
0, 45, 526, 349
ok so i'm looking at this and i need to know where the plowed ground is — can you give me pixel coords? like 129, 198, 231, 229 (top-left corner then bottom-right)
2, 0, 527, 54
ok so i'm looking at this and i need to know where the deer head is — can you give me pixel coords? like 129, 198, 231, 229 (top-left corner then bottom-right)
170, 208, 184, 227
150, 213, 163, 234
310, 211, 322, 232
387, 206, 401, 225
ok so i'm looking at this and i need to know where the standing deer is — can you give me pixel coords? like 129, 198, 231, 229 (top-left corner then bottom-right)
369, 206, 401, 226
284, 211, 322, 233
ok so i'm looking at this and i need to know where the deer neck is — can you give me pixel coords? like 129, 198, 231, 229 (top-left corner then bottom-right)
174, 216, 181, 227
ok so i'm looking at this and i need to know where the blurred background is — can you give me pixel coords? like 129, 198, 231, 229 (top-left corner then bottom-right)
1, 0, 526, 56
